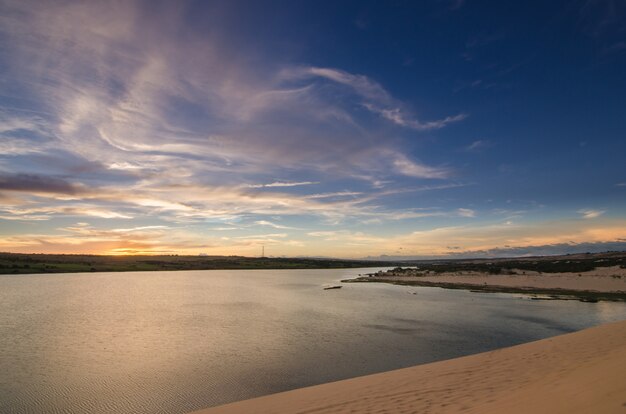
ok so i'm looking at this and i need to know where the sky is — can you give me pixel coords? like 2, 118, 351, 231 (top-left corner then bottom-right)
0, 0, 625, 258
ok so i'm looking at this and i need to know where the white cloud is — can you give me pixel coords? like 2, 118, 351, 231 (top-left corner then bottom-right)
246, 181, 319, 188
464, 140, 489, 152
305, 191, 362, 199
235, 233, 288, 239
372, 106, 467, 131
111, 226, 169, 233
0, 138, 46, 155
457, 208, 476, 217
391, 153, 450, 179
578, 209, 605, 219
108, 162, 146, 171
254, 220, 296, 229
0, 205, 134, 220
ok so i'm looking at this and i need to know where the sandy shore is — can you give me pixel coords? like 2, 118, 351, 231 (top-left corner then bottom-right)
343, 265, 626, 301
193, 319, 626, 414
380, 265, 626, 293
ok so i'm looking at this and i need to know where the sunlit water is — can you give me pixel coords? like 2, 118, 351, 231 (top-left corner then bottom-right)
1, 268, 625, 413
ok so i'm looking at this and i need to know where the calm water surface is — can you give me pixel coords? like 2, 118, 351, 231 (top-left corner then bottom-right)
1, 268, 625, 413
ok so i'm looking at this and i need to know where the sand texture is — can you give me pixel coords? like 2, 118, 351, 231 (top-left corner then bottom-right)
193, 320, 626, 414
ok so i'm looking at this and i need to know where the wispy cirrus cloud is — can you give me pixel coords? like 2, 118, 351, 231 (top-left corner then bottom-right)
254, 220, 297, 230
0, 205, 134, 220
0, 0, 488, 256
391, 153, 450, 179
372, 107, 467, 131
304, 191, 363, 199
464, 140, 490, 152
0, 138, 47, 156
282, 66, 467, 131
235, 233, 288, 240
0, 0, 464, 192
0, 1, 622, 258
245, 181, 319, 188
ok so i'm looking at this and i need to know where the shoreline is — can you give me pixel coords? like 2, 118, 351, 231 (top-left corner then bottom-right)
343, 265, 626, 302
192, 319, 626, 413
342, 276, 626, 302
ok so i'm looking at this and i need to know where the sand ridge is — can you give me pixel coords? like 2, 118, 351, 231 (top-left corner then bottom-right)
193, 320, 626, 414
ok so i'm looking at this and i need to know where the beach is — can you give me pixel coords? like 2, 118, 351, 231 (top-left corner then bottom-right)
377, 265, 626, 292
344, 264, 626, 301
193, 319, 626, 414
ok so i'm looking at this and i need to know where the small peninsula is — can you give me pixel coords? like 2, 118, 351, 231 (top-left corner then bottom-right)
344, 251, 626, 302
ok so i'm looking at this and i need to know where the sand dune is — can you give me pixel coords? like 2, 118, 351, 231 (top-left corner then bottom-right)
193, 320, 626, 414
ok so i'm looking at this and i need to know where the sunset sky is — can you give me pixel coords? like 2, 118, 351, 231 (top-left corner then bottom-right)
0, 0, 625, 258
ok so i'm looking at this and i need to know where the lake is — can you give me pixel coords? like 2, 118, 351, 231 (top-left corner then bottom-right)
1, 268, 625, 413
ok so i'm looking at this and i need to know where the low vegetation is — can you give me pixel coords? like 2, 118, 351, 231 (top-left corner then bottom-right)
0, 253, 396, 275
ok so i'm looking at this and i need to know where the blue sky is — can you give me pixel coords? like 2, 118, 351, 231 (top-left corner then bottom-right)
0, 0, 625, 257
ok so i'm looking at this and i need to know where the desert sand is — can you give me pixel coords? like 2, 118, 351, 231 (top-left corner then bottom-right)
193, 319, 626, 414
